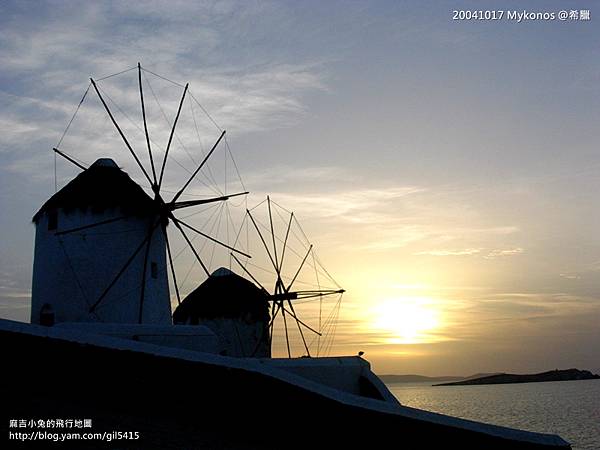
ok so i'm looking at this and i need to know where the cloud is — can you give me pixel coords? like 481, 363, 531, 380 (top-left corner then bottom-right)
0, 117, 39, 140
415, 248, 482, 256
323, 287, 600, 352
559, 273, 581, 280
258, 186, 425, 221
414, 246, 524, 258
0, 1, 328, 181
557, 260, 600, 282
238, 170, 525, 255
483, 247, 524, 259
427, 289, 600, 349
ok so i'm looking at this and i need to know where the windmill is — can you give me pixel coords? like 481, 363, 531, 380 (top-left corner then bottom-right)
35, 64, 344, 358
229, 196, 345, 358
33, 63, 249, 325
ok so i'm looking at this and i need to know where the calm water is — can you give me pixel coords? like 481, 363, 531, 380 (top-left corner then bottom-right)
386, 379, 600, 450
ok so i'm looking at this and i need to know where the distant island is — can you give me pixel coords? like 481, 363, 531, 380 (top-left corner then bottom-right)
435, 369, 600, 386
379, 373, 499, 383
380, 374, 461, 383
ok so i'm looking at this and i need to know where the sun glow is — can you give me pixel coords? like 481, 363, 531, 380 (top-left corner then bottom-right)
371, 297, 441, 344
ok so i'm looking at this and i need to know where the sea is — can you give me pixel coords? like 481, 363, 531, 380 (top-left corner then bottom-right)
385, 379, 600, 450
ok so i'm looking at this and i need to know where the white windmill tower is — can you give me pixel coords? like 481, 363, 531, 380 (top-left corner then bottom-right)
31, 158, 171, 325
31, 63, 249, 328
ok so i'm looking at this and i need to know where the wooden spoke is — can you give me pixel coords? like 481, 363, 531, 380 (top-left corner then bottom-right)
175, 218, 251, 258
287, 299, 310, 356
281, 303, 291, 358
163, 226, 181, 304
90, 78, 153, 187
172, 219, 210, 277
278, 212, 293, 273
267, 196, 279, 272
89, 219, 160, 313
247, 209, 279, 273
170, 191, 248, 211
55, 216, 127, 236
138, 63, 158, 188
286, 244, 313, 293
138, 222, 154, 323
158, 82, 189, 189
171, 130, 226, 203
281, 305, 322, 336
230, 253, 269, 293
53, 148, 87, 171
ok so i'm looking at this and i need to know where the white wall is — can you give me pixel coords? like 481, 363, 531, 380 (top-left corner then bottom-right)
31, 208, 171, 325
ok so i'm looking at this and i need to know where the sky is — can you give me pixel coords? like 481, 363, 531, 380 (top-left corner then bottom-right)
0, 1, 599, 376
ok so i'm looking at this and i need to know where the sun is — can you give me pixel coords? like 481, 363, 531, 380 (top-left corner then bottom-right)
371, 297, 441, 344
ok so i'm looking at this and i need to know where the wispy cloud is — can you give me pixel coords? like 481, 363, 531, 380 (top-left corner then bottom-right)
559, 273, 581, 280
0, 1, 328, 181
414, 246, 524, 258
1, 1, 598, 375
260, 186, 425, 221
484, 247, 524, 259
415, 248, 482, 256
241, 171, 524, 255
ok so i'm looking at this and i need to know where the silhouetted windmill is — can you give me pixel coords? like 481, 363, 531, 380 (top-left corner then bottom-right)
230, 196, 345, 358
42, 63, 250, 324
40, 64, 345, 358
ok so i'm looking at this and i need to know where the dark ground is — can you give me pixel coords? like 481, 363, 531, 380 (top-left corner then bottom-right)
1, 329, 571, 449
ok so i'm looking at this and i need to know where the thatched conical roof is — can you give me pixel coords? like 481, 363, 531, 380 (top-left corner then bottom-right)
173, 268, 270, 324
33, 158, 156, 222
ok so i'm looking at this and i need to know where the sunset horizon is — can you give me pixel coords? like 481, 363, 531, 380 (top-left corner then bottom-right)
1, 2, 599, 449
1, 2, 599, 381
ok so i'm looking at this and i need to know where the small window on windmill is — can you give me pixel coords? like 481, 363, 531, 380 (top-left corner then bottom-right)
151, 262, 158, 279
47, 211, 58, 231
